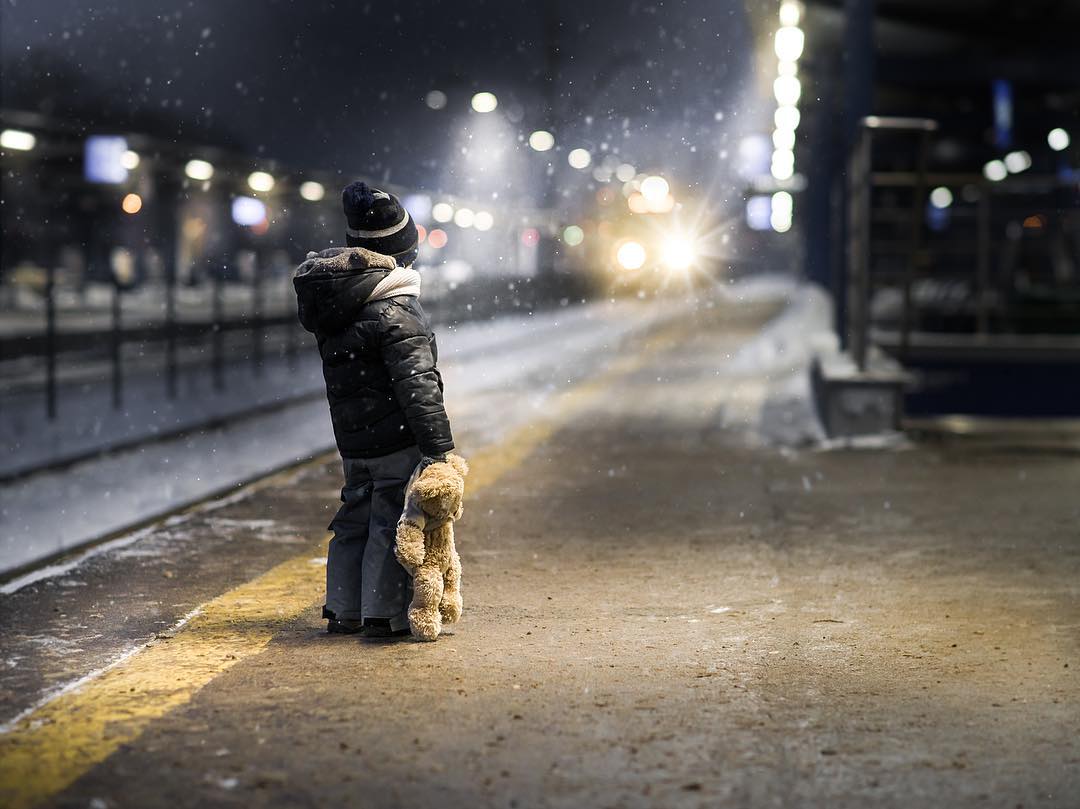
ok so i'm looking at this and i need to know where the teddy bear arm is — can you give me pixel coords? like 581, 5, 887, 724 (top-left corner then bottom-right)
394, 521, 426, 572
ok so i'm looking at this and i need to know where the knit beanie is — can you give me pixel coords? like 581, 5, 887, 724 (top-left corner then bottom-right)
341, 181, 419, 262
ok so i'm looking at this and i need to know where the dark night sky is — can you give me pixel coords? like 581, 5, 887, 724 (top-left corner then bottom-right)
1, 0, 756, 205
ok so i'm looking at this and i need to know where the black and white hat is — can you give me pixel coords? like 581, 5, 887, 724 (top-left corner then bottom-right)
341, 181, 419, 260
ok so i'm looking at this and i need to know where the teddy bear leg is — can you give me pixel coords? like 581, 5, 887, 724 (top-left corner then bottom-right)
408, 565, 444, 641
439, 550, 463, 624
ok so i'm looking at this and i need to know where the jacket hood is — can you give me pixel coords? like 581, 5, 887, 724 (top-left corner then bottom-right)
293, 247, 397, 333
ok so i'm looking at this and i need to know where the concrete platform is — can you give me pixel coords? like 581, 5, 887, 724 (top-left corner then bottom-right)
1, 293, 1077, 808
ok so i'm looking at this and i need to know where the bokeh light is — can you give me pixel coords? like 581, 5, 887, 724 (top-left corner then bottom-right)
299, 181, 325, 202
470, 91, 498, 113
184, 159, 214, 181
247, 171, 275, 193
616, 240, 647, 270
528, 130, 555, 151
454, 207, 475, 228
568, 148, 592, 169
1048, 128, 1070, 152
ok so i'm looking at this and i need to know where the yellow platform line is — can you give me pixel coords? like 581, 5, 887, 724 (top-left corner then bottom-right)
0, 318, 683, 809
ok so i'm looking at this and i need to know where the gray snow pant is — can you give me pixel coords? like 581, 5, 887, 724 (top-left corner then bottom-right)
325, 445, 422, 631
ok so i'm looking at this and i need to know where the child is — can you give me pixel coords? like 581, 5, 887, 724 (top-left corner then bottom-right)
294, 182, 455, 637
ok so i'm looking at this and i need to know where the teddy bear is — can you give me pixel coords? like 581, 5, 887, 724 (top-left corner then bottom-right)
394, 454, 469, 641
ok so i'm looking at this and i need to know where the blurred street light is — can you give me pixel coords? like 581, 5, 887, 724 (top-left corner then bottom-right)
470, 91, 498, 113
425, 90, 447, 110
775, 105, 800, 131
0, 129, 36, 151
562, 225, 584, 246
1004, 150, 1031, 174
773, 129, 795, 150
615, 163, 636, 182
1048, 128, 1070, 152
774, 27, 805, 62
231, 196, 267, 226
771, 148, 795, 180
121, 193, 143, 214
929, 187, 953, 209
300, 181, 325, 202
616, 240, 646, 270
432, 202, 454, 223
427, 228, 448, 249
474, 211, 494, 231
777, 60, 798, 77
640, 175, 670, 205
121, 150, 140, 170
248, 171, 275, 192
779, 0, 803, 26
568, 148, 592, 169
529, 130, 555, 151
773, 75, 801, 106
454, 207, 475, 228
983, 160, 1007, 182
184, 159, 214, 181
627, 192, 649, 214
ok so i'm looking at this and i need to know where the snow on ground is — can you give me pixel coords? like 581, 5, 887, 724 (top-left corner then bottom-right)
0, 297, 689, 576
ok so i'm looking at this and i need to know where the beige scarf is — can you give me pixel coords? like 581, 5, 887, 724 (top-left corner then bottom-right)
366, 266, 421, 304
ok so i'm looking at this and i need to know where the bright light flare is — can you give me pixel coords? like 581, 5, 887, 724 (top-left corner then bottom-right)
470, 91, 498, 113
121, 193, 143, 214
660, 236, 696, 271
529, 130, 555, 151
432, 202, 454, 223
616, 240, 647, 270
427, 228, 448, 249
121, 150, 140, 170
474, 211, 494, 231
454, 207, 475, 228
0, 129, 36, 151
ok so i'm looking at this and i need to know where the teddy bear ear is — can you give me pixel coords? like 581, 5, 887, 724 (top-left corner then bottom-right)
447, 454, 469, 479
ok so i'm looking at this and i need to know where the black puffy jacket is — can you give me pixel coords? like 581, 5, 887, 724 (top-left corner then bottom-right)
293, 247, 455, 459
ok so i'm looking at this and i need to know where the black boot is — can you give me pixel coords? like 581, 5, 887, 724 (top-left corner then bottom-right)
362, 617, 410, 638
323, 606, 364, 635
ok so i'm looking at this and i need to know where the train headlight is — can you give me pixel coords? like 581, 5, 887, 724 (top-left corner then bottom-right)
660, 236, 696, 271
